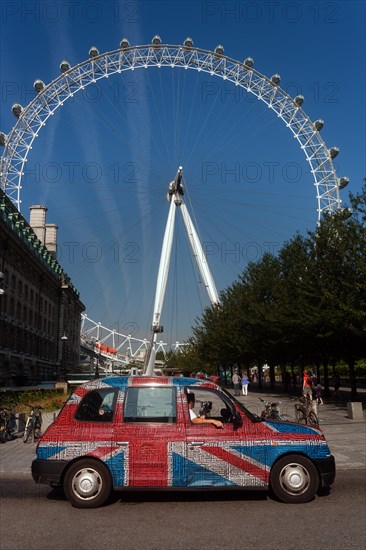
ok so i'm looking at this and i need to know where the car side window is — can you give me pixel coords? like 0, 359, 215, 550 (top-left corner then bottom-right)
186, 387, 234, 423
124, 387, 176, 423
75, 388, 117, 422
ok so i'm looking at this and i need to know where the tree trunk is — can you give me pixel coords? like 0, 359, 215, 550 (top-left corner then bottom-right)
258, 364, 263, 389
315, 361, 320, 384
348, 358, 357, 400
323, 359, 330, 398
269, 363, 275, 391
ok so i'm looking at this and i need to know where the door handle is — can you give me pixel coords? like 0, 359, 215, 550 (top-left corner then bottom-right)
188, 442, 205, 446
116, 441, 128, 446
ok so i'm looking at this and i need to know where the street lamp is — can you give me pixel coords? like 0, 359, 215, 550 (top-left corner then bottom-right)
61, 332, 68, 381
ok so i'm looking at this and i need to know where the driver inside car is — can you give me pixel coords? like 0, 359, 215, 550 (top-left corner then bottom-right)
187, 392, 223, 428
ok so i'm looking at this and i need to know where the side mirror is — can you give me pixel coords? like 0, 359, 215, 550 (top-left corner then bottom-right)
233, 412, 243, 430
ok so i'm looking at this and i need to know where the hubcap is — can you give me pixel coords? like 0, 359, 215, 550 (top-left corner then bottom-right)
279, 463, 309, 495
72, 468, 102, 500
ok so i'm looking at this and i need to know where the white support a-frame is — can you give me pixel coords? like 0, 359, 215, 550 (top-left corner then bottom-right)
144, 167, 219, 375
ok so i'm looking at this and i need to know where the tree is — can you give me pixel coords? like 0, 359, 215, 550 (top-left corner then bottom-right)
188, 184, 366, 397
307, 197, 366, 398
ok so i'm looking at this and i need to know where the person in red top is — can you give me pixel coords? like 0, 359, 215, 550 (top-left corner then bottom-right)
303, 370, 313, 400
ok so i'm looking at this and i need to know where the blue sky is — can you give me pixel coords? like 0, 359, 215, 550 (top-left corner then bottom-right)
1, 0, 365, 347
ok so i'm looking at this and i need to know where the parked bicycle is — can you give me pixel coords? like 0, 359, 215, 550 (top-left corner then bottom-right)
258, 398, 296, 422
0, 405, 17, 443
23, 404, 43, 443
295, 396, 319, 428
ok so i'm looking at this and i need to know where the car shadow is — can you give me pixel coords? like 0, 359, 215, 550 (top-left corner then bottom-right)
110, 488, 268, 506
46, 486, 67, 501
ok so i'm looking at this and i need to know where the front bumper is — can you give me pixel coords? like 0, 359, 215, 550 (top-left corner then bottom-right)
314, 455, 336, 487
32, 459, 69, 485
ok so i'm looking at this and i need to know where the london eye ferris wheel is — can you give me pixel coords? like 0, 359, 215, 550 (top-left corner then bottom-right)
0, 36, 350, 360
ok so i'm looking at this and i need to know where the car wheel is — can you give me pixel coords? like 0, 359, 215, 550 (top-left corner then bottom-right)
64, 459, 112, 508
270, 454, 319, 503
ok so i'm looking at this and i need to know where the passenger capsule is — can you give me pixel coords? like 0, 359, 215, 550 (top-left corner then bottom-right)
214, 44, 224, 56
314, 119, 324, 131
89, 47, 99, 58
0, 132, 6, 146
244, 57, 254, 68
60, 60, 71, 73
120, 38, 130, 49
34, 80, 45, 93
294, 95, 304, 107
338, 177, 349, 190
151, 35, 162, 45
329, 147, 339, 159
12, 104, 23, 118
183, 37, 193, 48
271, 74, 281, 85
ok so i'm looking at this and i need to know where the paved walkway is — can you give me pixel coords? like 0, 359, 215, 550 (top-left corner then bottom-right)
0, 391, 365, 476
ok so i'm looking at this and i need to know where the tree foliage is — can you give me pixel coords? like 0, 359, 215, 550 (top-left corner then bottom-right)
181, 185, 366, 396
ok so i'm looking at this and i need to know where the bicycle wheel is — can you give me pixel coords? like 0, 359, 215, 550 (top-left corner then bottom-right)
307, 411, 319, 428
34, 422, 42, 439
23, 418, 33, 443
295, 406, 307, 424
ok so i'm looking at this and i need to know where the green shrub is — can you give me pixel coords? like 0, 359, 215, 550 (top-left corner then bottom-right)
0, 389, 71, 412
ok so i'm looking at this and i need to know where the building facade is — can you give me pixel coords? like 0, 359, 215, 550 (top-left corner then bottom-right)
0, 190, 85, 386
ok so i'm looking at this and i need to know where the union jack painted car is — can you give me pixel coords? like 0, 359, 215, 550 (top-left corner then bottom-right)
32, 376, 335, 508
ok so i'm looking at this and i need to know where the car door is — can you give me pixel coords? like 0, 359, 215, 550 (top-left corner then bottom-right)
114, 384, 186, 487
58, 386, 118, 462
183, 387, 268, 488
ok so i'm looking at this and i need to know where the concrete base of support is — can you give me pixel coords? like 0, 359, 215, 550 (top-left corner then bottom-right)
347, 402, 364, 420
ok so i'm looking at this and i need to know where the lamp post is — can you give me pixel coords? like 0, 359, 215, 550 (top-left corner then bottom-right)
61, 332, 68, 381
94, 339, 100, 379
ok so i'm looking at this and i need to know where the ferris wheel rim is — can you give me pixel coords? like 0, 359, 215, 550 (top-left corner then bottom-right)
0, 42, 347, 356
1, 42, 343, 217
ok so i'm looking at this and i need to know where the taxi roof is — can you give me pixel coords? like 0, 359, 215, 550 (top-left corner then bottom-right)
79, 375, 219, 390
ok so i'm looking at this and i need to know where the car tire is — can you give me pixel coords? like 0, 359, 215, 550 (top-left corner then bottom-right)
270, 454, 319, 503
64, 459, 112, 509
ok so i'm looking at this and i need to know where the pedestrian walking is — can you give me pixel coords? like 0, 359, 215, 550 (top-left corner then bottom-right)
232, 371, 241, 396
241, 373, 249, 396
302, 370, 313, 401
315, 384, 323, 405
